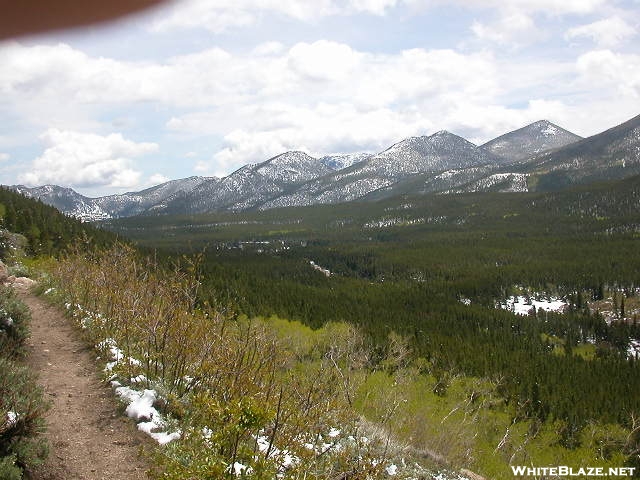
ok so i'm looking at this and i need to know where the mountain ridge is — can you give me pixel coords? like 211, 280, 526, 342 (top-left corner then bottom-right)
11, 115, 639, 220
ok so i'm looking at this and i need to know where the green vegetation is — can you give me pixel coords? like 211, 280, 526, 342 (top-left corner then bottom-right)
0, 287, 50, 479
104, 175, 640, 476
4, 176, 640, 477
0, 187, 114, 478
45, 243, 416, 479
0, 186, 115, 257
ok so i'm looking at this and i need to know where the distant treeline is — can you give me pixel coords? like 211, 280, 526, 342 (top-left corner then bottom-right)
0, 187, 115, 256
104, 176, 640, 441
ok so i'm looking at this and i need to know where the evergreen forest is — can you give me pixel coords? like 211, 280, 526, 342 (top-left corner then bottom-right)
106, 175, 640, 473
4, 177, 640, 477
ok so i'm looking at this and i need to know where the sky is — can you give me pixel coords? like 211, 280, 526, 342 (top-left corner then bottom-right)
1, 0, 639, 197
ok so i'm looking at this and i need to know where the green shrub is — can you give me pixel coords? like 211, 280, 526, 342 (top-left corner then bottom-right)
0, 357, 49, 476
0, 287, 31, 358
0, 454, 22, 480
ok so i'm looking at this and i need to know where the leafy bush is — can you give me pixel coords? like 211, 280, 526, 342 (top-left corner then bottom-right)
0, 454, 22, 480
0, 357, 49, 476
50, 243, 392, 478
0, 287, 31, 358
0, 286, 49, 478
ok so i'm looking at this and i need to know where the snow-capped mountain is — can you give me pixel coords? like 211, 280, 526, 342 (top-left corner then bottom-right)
261, 131, 503, 209
362, 130, 505, 177
482, 120, 582, 162
154, 151, 334, 214
12, 177, 210, 221
319, 153, 371, 170
525, 113, 640, 190
11, 115, 640, 219
94, 176, 211, 217
12, 185, 112, 222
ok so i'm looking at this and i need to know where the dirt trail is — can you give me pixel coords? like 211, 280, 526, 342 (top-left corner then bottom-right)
16, 285, 150, 480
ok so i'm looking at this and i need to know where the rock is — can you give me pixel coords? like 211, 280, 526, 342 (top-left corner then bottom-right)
460, 469, 486, 480
14, 277, 36, 287
0, 260, 7, 283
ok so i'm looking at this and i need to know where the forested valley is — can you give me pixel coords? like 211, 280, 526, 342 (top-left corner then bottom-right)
3, 176, 640, 478
106, 175, 640, 476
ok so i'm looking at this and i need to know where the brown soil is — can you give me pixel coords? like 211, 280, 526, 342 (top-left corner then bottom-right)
16, 284, 151, 480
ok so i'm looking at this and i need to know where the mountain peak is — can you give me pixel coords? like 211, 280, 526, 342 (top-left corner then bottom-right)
525, 120, 563, 137
431, 130, 454, 137
526, 111, 640, 189
261, 150, 316, 166
482, 120, 582, 162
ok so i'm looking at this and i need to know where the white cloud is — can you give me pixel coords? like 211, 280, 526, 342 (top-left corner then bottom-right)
348, 0, 399, 15
287, 41, 361, 81
150, 0, 339, 33
405, 0, 606, 15
0, 42, 165, 104
148, 173, 170, 185
471, 11, 544, 46
19, 129, 158, 189
0, 39, 520, 121
565, 16, 637, 47
206, 102, 430, 174
147, 0, 608, 34
252, 42, 286, 56
576, 49, 640, 98
163, 43, 503, 172
0, 153, 9, 162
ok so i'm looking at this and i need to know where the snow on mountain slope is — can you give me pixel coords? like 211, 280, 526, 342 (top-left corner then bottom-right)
155, 151, 334, 213
254, 151, 332, 184
12, 185, 112, 222
94, 176, 211, 217
482, 120, 582, 162
11, 177, 211, 221
450, 173, 529, 193
524, 113, 640, 190
262, 131, 503, 209
319, 153, 371, 170
14, 116, 638, 218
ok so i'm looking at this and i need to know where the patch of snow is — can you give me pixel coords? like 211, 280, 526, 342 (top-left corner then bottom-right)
498, 295, 567, 316
228, 462, 253, 476
309, 260, 331, 277
138, 421, 181, 445
364, 217, 426, 229
98, 337, 141, 372
114, 386, 181, 445
130, 374, 147, 384
255, 434, 299, 469
6, 411, 18, 427
628, 339, 640, 359
125, 388, 157, 421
